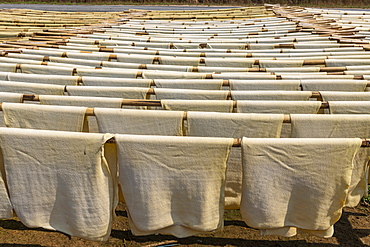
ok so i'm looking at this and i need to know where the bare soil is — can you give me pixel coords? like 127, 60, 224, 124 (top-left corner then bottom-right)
0, 202, 369, 247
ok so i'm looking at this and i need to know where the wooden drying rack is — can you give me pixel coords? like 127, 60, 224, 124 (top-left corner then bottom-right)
0, 94, 369, 147
18, 93, 329, 122
230, 138, 370, 147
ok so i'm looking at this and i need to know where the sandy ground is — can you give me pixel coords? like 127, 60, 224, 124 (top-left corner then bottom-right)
0, 202, 369, 246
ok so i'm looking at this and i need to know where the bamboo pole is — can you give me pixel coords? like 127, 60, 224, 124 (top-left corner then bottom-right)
0, 101, 369, 147
16, 94, 334, 116
229, 138, 370, 147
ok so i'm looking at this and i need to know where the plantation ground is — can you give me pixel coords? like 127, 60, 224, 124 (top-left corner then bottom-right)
0, 202, 369, 246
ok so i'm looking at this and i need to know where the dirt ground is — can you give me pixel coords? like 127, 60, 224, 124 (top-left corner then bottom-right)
0, 201, 369, 247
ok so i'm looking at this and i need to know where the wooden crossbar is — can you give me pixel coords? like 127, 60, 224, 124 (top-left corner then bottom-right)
0, 95, 354, 125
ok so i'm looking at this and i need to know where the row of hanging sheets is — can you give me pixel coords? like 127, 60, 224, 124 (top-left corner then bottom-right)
127, 6, 275, 20
277, 6, 370, 43
0, 127, 368, 240
0, 96, 369, 230
0, 9, 370, 242
4, 52, 370, 74
0, 6, 276, 42
0, 10, 367, 189
1, 90, 370, 113
0, 8, 124, 41
1, 16, 370, 175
